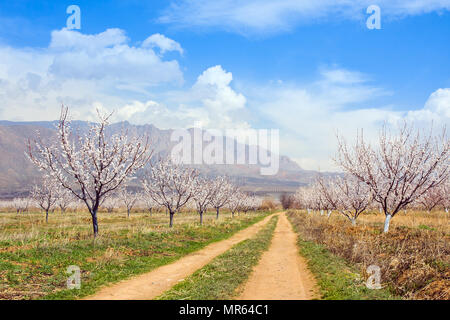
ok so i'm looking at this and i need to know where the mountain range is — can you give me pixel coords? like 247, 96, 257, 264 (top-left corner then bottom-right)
0, 120, 329, 198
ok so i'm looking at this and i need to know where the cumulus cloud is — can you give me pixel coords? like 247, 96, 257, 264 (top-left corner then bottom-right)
192, 65, 247, 113
111, 65, 251, 130
0, 28, 184, 121
251, 68, 449, 170
407, 88, 450, 121
0, 26, 250, 131
159, 0, 450, 34
48, 28, 183, 86
0, 27, 448, 172
50, 28, 128, 51
142, 33, 184, 55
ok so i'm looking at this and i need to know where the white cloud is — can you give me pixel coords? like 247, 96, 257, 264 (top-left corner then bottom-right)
0, 26, 250, 132
192, 65, 247, 113
251, 68, 449, 171
159, 0, 450, 34
50, 28, 128, 51
0, 27, 448, 173
111, 65, 251, 130
0, 28, 184, 121
142, 33, 184, 55
407, 88, 450, 121
48, 29, 183, 86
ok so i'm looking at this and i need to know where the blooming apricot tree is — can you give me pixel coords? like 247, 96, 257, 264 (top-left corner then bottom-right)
31, 177, 59, 223
12, 198, 30, 214
228, 190, 245, 217
319, 175, 371, 225
416, 183, 447, 212
210, 176, 236, 219
142, 157, 198, 227
102, 196, 119, 214
192, 177, 215, 225
27, 106, 152, 237
335, 123, 449, 232
119, 187, 140, 218
56, 186, 75, 213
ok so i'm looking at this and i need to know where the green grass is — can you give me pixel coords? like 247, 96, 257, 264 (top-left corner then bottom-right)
156, 215, 279, 300
287, 217, 399, 300
0, 210, 273, 300
418, 224, 436, 231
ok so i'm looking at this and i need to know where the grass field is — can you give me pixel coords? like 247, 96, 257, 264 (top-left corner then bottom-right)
287, 210, 449, 300
0, 209, 273, 300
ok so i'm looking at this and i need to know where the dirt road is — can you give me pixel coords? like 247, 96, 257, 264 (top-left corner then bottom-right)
85, 213, 276, 300
237, 212, 319, 300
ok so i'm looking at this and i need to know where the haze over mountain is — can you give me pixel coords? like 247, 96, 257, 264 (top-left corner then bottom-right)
0, 120, 329, 198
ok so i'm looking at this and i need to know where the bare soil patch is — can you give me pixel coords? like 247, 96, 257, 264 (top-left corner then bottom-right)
237, 212, 319, 300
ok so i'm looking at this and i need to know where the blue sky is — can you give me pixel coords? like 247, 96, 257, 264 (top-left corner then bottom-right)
0, 0, 449, 170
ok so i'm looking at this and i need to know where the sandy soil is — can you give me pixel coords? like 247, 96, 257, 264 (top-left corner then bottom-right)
237, 212, 319, 300
84, 213, 276, 300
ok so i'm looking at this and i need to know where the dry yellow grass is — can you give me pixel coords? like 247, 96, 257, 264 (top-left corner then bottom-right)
288, 209, 449, 300
357, 209, 449, 233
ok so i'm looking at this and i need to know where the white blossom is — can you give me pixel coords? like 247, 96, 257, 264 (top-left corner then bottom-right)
335, 122, 449, 232
142, 157, 198, 227
27, 106, 152, 236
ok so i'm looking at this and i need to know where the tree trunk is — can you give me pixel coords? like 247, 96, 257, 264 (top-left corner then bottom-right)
46, 210, 49, 223
327, 210, 332, 218
216, 207, 219, 220
127, 208, 130, 218
384, 214, 392, 233
351, 218, 356, 226
91, 211, 99, 237
199, 211, 203, 225
231, 211, 235, 218
169, 211, 174, 227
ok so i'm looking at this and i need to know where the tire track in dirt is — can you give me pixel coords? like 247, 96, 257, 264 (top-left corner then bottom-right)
237, 212, 319, 300
84, 213, 277, 300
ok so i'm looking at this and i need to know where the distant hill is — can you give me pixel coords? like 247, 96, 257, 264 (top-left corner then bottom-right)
0, 120, 330, 198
